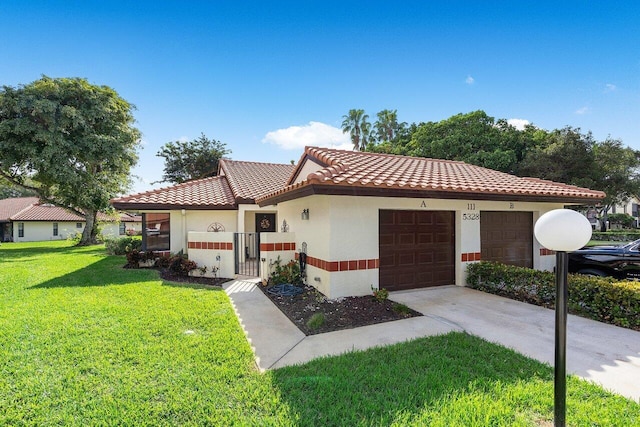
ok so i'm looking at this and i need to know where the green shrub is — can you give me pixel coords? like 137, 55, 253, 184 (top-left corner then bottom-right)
466, 261, 640, 330
269, 256, 302, 285
591, 231, 640, 242
372, 287, 389, 303
306, 313, 325, 330
125, 249, 158, 267
104, 236, 142, 255
607, 213, 636, 229
392, 303, 411, 315
168, 255, 198, 276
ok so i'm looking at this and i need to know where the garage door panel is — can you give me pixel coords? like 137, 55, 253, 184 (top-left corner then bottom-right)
417, 233, 434, 244
379, 210, 455, 291
435, 232, 452, 243
379, 234, 395, 246
397, 211, 416, 225
417, 252, 434, 265
398, 253, 416, 266
416, 271, 434, 283
398, 233, 415, 245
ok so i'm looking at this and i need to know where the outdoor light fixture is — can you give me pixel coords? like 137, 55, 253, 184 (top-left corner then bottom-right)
301, 209, 310, 220
534, 209, 592, 427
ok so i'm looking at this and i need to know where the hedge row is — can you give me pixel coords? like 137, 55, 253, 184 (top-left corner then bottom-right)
466, 261, 640, 331
104, 236, 142, 255
591, 231, 640, 241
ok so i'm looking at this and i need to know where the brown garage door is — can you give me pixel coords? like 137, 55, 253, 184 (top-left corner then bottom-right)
379, 210, 455, 291
480, 211, 533, 268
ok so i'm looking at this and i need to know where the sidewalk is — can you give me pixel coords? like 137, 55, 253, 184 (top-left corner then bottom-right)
224, 280, 640, 402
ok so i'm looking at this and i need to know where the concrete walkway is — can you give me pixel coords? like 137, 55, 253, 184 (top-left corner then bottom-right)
224, 280, 640, 402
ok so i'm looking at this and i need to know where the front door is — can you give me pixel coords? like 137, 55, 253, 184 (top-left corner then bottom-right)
255, 213, 276, 233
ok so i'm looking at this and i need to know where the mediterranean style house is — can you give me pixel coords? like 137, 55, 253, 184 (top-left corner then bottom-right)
112, 147, 605, 298
0, 197, 141, 242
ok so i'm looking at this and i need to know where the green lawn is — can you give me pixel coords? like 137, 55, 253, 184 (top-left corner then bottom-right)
1, 241, 638, 426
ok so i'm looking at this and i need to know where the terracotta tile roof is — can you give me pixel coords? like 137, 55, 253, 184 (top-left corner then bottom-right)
219, 159, 296, 203
111, 160, 295, 210
10, 204, 121, 222
11, 204, 86, 222
111, 176, 236, 210
257, 147, 606, 205
119, 212, 142, 222
0, 197, 39, 222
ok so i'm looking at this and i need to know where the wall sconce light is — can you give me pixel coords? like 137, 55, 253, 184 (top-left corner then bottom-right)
301, 209, 310, 220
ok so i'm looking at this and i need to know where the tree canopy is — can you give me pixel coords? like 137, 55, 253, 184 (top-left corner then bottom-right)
341, 109, 371, 151
0, 76, 141, 245
155, 133, 231, 184
0, 177, 37, 199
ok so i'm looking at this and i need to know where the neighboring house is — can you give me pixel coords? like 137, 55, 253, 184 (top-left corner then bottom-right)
112, 147, 605, 298
607, 197, 640, 228
0, 197, 39, 242
0, 197, 141, 242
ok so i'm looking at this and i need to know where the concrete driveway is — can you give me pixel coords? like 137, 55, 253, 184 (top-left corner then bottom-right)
225, 280, 640, 402
391, 286, 640, 402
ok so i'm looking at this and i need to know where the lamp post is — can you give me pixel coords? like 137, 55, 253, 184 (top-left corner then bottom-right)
534, 209, 592, 427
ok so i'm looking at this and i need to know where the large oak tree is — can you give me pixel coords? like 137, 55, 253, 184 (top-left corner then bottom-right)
0, 76, 141, 245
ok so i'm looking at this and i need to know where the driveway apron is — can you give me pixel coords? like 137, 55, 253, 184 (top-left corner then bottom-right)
391, 286, 640, 402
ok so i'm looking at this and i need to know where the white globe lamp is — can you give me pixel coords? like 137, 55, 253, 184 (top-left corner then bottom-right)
534, 209, 592, 252
534, 208, 592, 427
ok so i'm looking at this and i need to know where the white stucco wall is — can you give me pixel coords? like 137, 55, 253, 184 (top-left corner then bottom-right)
100, 223, 122, 239
275, 194, 566, 298
13, 221, 84, 242
186, 231, 235, 279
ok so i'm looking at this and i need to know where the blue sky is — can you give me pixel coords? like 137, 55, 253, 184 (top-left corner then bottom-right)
1, 1, 639, 193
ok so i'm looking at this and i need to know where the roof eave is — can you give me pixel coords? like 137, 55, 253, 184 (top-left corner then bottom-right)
257, 184, 605, 206
111, 202, 238, 211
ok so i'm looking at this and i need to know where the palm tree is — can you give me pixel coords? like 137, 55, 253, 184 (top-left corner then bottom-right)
341, 109, 371, 151
374, 109, 400, 143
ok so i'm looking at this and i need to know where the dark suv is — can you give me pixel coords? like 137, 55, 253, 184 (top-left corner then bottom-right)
568, 239, 640, 279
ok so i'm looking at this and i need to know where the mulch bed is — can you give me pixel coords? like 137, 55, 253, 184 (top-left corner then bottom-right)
158, 269, 231, 287
153, 268, 422, 335
258, 284, 422, 335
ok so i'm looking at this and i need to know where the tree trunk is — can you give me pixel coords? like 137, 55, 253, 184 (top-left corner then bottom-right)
78, 210, 100, 246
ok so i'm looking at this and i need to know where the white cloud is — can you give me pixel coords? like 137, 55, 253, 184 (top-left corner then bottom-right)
465, 75, 475, 85
506, 118, 530, 130
262, 121, 352, 150
604, 83, 617, 93
575, 106, 589, 115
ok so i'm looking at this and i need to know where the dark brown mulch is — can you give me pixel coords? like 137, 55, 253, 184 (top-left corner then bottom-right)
258, 284, 422, 335
148, 267, 422, 335
158, 269, 231, 287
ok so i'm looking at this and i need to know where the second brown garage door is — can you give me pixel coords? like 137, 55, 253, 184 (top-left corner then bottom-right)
480, 211, 533, 268
379, 210, 455, 291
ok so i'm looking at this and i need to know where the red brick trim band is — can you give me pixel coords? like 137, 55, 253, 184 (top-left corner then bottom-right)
260, 242, 296, 251
461, 252, 482, 262
540, 248, 555, 256
188, 241, 233, 250
295, 252, 379, 272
